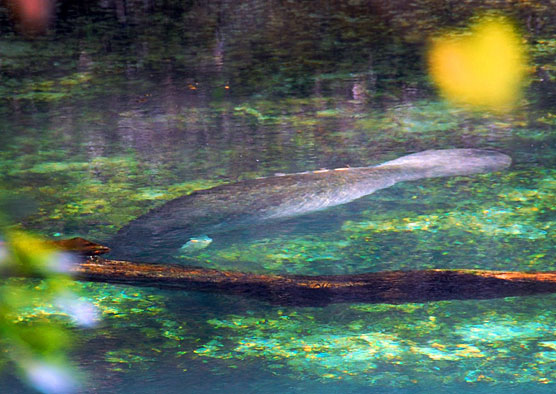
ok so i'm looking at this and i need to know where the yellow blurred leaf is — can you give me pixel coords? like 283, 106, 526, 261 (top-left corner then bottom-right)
428, 16, 527, 111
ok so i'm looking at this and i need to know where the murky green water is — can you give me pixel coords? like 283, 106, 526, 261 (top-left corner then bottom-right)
1, 1, 555, 392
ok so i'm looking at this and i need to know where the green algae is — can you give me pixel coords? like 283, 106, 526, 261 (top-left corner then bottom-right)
179, 296, 556, 385
234, 105, 278, 122
26, 161, 91, 174
4, 72, 94, 102
30, 277, 556, 387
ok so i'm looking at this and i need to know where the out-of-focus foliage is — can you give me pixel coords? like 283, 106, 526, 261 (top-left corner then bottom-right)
0, 228, 99, 393
5, 0, 55, 34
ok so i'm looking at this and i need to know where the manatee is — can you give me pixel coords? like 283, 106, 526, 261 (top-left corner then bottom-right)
109, 149, 511, 260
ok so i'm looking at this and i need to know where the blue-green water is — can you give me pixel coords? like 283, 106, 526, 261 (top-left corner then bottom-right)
1, 1, 555, 393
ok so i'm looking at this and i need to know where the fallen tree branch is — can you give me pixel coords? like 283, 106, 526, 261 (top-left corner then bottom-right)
72, 255, 556, 306
49, 238, 556, 307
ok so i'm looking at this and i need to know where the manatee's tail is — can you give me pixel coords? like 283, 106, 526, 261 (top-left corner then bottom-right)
375, 149, 511, 182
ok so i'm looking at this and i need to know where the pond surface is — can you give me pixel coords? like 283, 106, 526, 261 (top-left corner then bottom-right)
1, 1, 555, 393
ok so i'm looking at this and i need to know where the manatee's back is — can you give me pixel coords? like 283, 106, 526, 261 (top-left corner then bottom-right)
374, 149, 511, 181
108, 172, 359, 260
109, 149, 511, 261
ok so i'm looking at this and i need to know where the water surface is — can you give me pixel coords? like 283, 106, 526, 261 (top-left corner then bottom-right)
1, 1, 555, 392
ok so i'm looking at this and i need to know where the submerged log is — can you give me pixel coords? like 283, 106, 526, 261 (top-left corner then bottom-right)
52, 238, 556, 307
72, 256, 556, 306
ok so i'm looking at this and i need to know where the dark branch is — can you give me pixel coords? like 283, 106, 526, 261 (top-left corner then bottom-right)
51, 238, 556, 307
